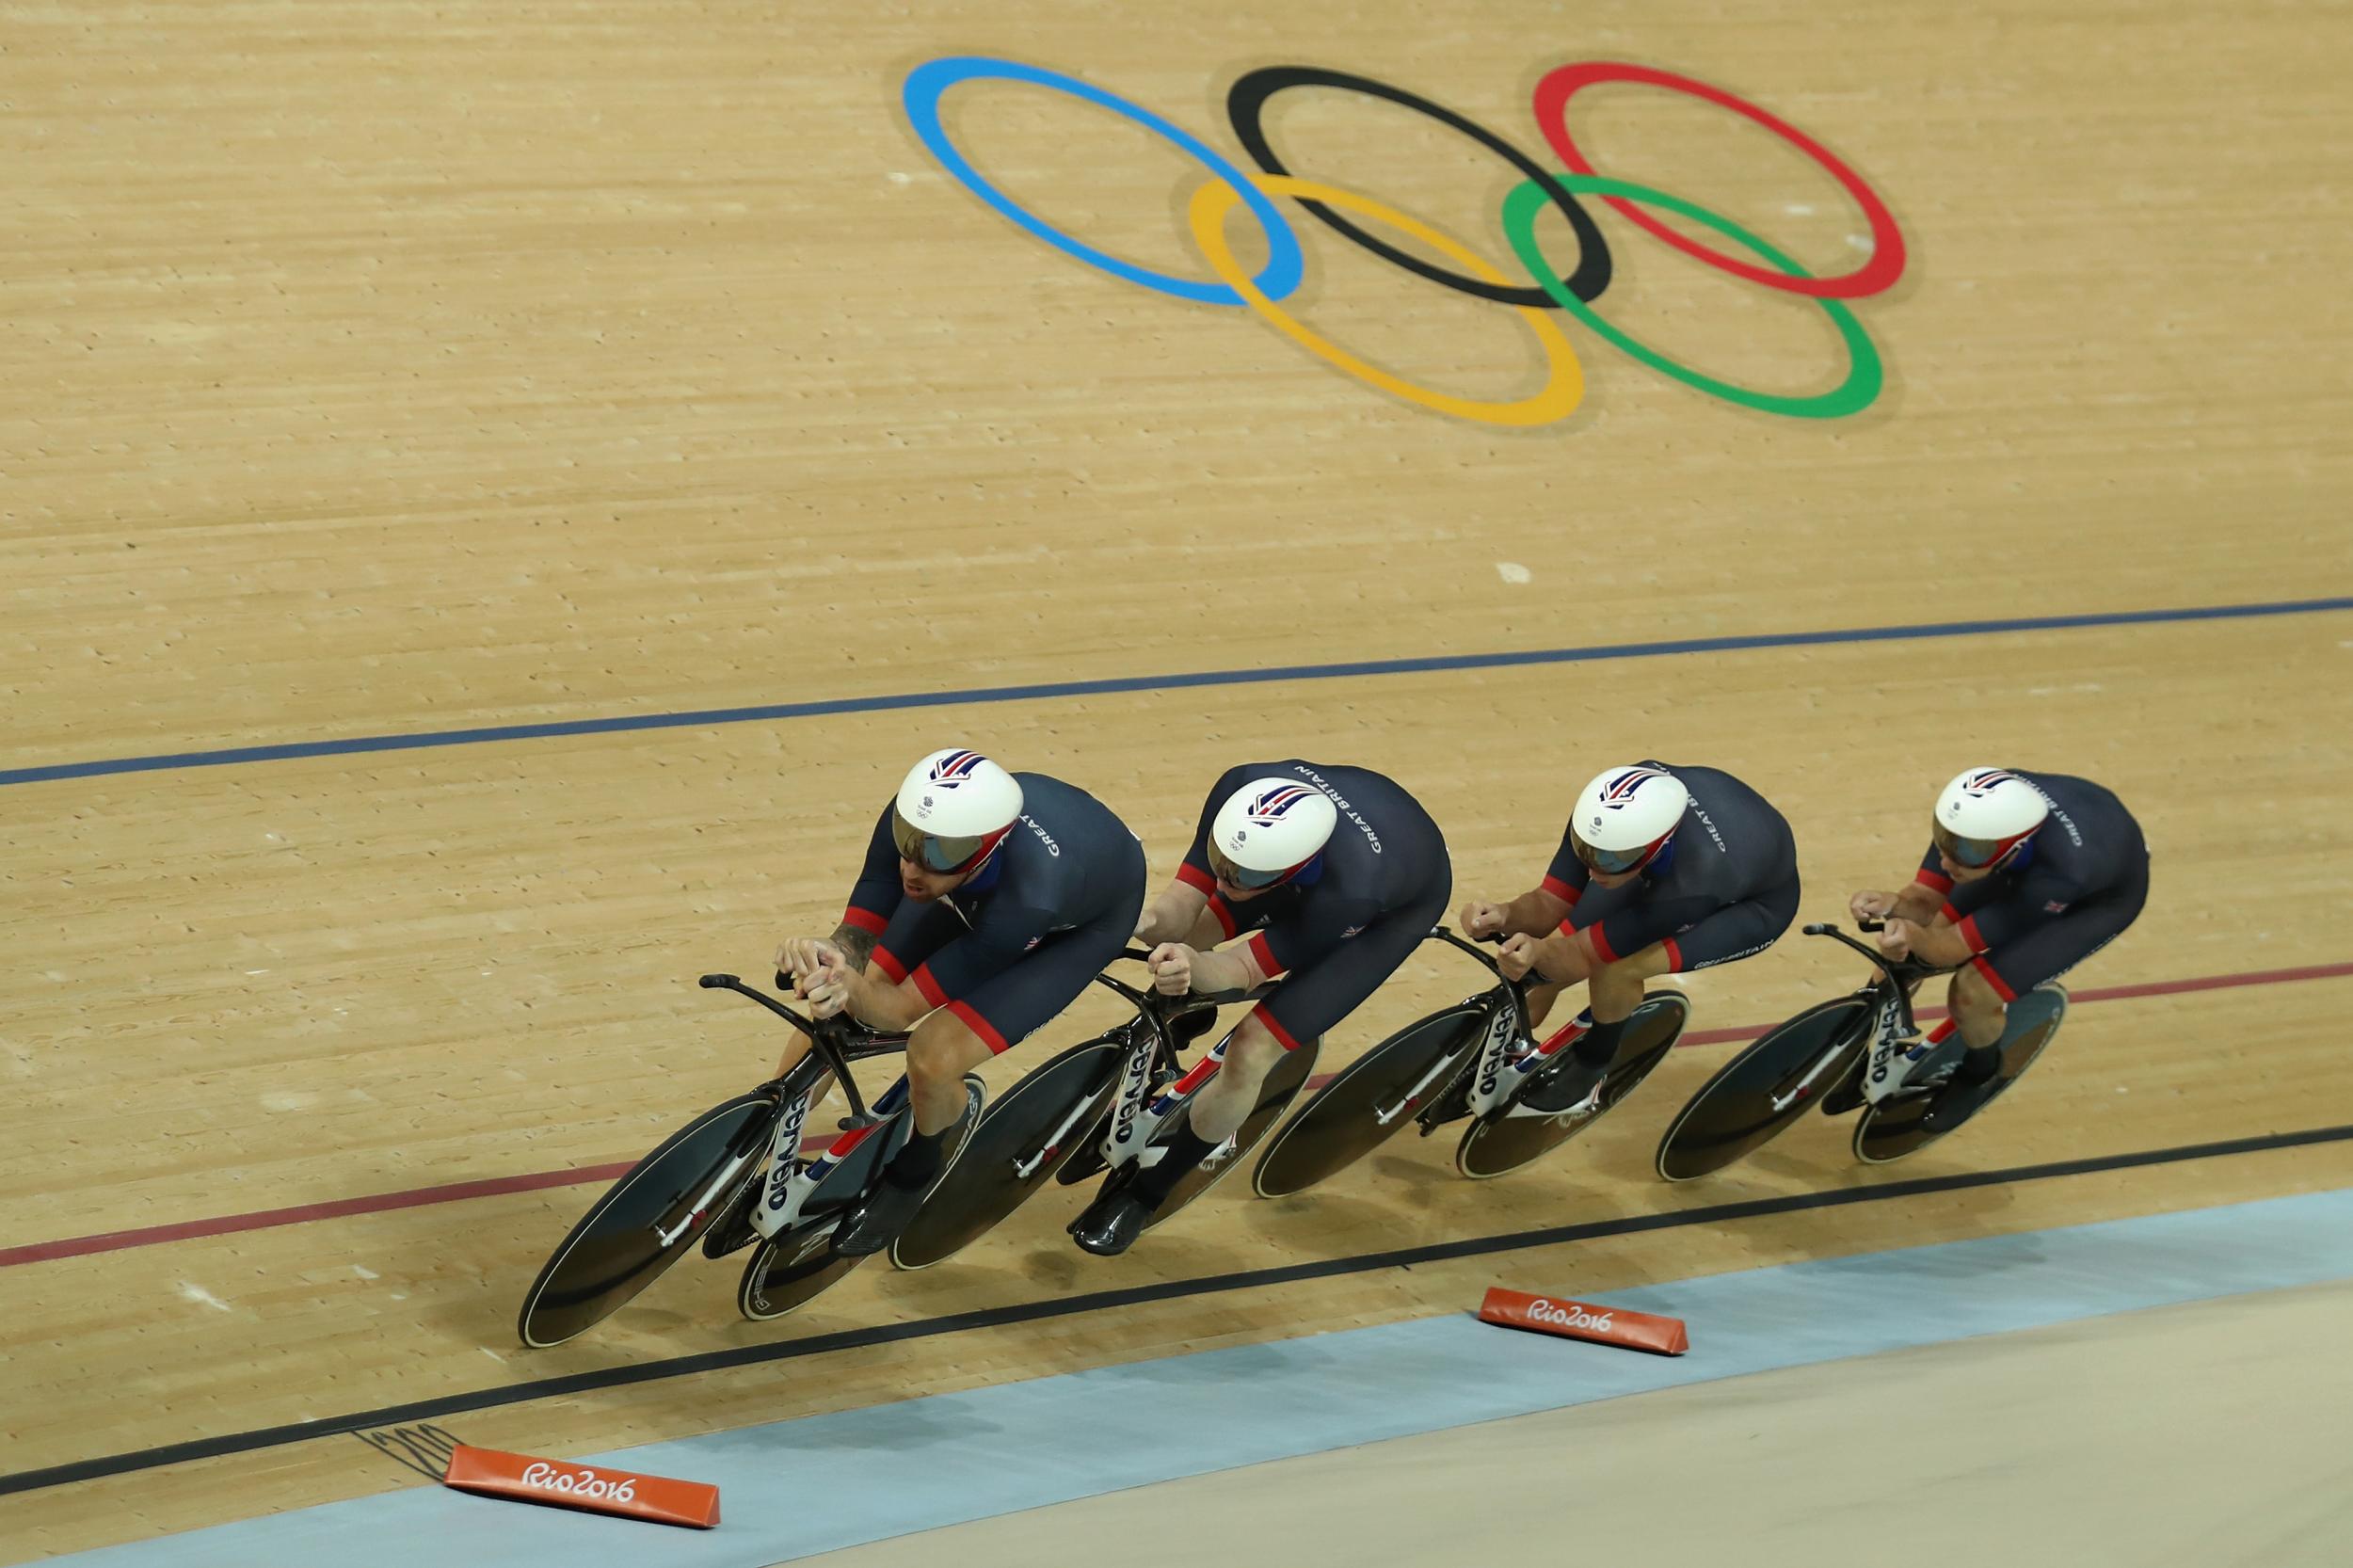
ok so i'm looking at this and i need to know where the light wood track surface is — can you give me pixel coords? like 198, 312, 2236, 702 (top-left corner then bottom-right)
3, 0, 2350, 1558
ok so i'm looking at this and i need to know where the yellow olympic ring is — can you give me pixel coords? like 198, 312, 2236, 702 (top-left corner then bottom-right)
1186, 173, 1585, 428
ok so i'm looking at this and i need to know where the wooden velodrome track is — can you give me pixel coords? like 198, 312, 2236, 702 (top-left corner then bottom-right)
4, 0, 2351, 1557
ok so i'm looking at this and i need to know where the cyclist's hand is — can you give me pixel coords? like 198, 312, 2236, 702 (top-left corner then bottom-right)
802, 965, 853, 1019
1496, 932, 1544, 982
1147, 942, 1194, 995
1849, 889, 1898, 923
1876, 918, 1917, 960
1458, 900, 1509, 940
776, 936, 844, 983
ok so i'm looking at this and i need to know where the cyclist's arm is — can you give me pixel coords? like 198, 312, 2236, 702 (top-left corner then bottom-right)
1184, 939, 1270, 997
836, 806, 904, 947
1499, 886, 1574, 937
860, 901, 1060, 1033
1529, 827, 1594, 935
838, 968, 935, 1032
1862, 844, 1960, 927
1884, 919, 1976, 968
1469, 834, 1585, 939
832, 922, 880, 974
1913, 864, 2087, 968
1136, 881, 1211, 947
1890, 884, 1946, 925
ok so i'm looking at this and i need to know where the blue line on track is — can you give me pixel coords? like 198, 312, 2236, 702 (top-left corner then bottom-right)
8, 596, 2348, 788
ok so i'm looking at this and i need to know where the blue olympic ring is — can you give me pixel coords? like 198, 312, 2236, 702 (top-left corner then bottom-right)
902, 56, 1305, 308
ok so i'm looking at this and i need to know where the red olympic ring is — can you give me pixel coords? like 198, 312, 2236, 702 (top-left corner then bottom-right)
1532, 61, 1907, 300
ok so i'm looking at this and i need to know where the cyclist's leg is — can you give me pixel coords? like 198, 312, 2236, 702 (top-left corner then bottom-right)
1073, 888, 1444, 1254
871, 900, 966, 998
1950, 855, 2147, 1073
1610, 873, 1796, 1021
840, 898, 1138, 1255
1170, 1015, 1288, 1146
1530, 876, 1798, 1110
1920, 867, 2143, 1133
907, 886, 1142, 1124
1160, 885, 1448, 1172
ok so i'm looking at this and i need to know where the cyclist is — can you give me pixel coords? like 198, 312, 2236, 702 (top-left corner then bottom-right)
776, 747, 1145, 1256
1849, 767, 2148, 1130
1471, 762, 1800, 1115
1068, 760, 1450, 1256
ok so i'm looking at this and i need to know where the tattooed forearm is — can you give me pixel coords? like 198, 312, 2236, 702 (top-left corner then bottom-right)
829, 923, 879, 972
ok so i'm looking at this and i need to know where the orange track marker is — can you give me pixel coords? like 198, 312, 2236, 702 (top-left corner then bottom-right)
1479, 1288, 1689, 1355
442, 1443, 720, 1528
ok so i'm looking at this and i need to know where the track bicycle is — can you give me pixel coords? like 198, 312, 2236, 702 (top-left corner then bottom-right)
516, 971, 980, 1344
1654, 920, 2067, 1179
1253, 925, 1689, 1192
890, 950, 1314, 1268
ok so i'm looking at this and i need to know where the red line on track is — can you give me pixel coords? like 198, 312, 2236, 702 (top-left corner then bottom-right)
8, 959, 2349, 1272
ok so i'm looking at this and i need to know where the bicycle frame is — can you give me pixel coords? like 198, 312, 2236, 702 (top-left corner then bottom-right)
1365, 927, 1593, 1128
681, 972, 915, 1245
1767, 923, 1947, 1113
1029, 951, 1269, 1181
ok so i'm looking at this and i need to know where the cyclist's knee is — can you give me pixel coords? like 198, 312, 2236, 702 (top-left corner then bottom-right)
1588, 954, 1653, 1007
1223, 1016, 1290, 1081
1949, 964, 2003, 1019
906, 1015, 988, 1080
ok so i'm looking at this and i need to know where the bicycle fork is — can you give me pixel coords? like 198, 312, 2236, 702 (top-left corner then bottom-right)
671, 1077, 912, 1247
1375, 1002, 1566, 1129
1769, 1034, 1863, 1114
1014, 1074, 1117, 1181
648, 1089, 814, 1251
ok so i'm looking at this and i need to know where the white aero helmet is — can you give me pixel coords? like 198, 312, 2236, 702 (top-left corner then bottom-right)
1932, 768, 2047, 870
892, 748, 1023, 873
1569, 764, 1690, 875
1207, 777, 1339, 889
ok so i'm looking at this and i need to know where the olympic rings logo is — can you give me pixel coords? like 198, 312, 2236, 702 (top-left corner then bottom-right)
904, 58, 1909, 428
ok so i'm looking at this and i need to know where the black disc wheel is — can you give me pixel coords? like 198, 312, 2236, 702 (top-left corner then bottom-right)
1855, 987, 2067, 1165
1457, 992, 1690, 1179
1146, 1037, 1321, 1224
891, 1039, 1125, 1271
1654, 996, 1871, 1182
1251, 1005, 1484, 1198
517, 1089, 779, 1348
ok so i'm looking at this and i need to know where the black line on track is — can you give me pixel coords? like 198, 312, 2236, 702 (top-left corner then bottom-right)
9, 1120, 2350, 1498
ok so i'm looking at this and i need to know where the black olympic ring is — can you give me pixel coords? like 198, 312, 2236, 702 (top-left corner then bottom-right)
1225, 65, 1614, 309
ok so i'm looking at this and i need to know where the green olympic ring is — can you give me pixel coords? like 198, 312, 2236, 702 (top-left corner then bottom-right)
1501, 175, 1883, 420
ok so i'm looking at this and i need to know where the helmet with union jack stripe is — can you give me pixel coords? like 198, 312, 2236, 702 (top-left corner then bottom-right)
1208, 777, 1338, 890
1932, 768, 2047, 870
1570, 764, 1690, 875
893, 748, 1023, 874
